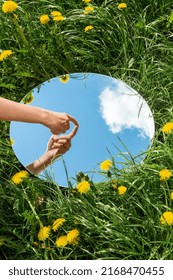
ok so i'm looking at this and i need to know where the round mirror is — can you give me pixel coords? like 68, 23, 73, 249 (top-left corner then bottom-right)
10, 73, 155, 187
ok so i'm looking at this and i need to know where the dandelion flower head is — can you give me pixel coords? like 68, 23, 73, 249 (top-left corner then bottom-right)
70, 237, 79, 245
84, 25, 94, 32
162, 122, 173, 134
53, 15, 65, 21
33, 241, 38, 247
84, 6, 94, 14
59, 74, 70, 83
0, 238, 5, 246
11, 170, 29, 184
51, 11, 65, 22
22, 94, 34, 104
112, 179, 117, 189
2, 1, 18, 13
52, 218, 66, 232
40, 14, 50, 24
159, 169, 172, 181
51, 11, 62, 17
170, 192, 173, 200
10, 138, 15, 145
38, 226, 50, 241
118, 185, 127, 195
118, 3, 127, 9
56, 235, 68, 247
67, 229, 80, 243
100, 159, 113, 171
0, 50, 13, 61
82, 0, 92, 3
76, 180, 90, 194
160, 211, 173, 225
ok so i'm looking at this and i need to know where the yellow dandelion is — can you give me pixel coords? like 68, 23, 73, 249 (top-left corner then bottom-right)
0, 50, 13, 62
51, 11, 62, 17
67, 229, 80, 243
2, 1, 18, 13
159, 169, 172, 181
52, 218, 66, 232
84, 6, 94, 14
82, 0, 92, 3
33, 241, 38, 247
38, 226, 50, 241
170, 192, 173, 200
59, 74, 70, 83
11, 170, 29, 185
10, 137, 15, 145
112, 179, 117, 184
70, 237, 80, 245
117, 185, 127, 195
162, 122, 173, 134
26, 95, 34, 104
53, 15, 65, 22
0, 238, 5, 246
76, 180, 90, 194
160, 211, 173, 225
22, 94, 34, 104
112, 179, 117, 189
84, 25, 93, 32
100, 159, 113, 171
56, 235, 68, 247
118, 3, 127, 9
40, 14, 50, 24
20, 170, 29, 177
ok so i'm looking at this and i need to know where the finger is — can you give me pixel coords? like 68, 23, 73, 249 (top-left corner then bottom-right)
58, 139, 71, 150
67, 115, 79, 127
50, 128, 61, 135
47, 135, 55, 149
66, 120, 70, 131
52, 143, 63, 149
58, 139, 68, 144
52, 135, 59, 142
55, 146, 66, 156
67, 125, 79, 139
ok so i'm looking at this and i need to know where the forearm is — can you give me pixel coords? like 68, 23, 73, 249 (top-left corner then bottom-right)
26, 153, 52, 174
0, 97, 47, 124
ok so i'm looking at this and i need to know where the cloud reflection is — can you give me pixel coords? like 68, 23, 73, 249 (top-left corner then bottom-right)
99, 80, 155, 139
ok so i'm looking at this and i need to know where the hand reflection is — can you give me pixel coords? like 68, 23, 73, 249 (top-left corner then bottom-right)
26, 125, 78, 175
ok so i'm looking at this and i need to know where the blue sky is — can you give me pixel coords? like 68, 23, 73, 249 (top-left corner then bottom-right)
10, 73, 155, 187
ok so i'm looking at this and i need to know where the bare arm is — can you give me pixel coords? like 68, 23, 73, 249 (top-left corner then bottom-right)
26, 125, 78, 174
0, 97, 79, 134
0, 97, 46, 124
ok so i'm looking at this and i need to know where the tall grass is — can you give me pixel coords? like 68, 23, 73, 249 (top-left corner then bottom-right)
1, 0, 173, 259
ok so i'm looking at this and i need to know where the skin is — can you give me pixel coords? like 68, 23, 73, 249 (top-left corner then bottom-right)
0, 97, 79, 174
0, 97, 79, 134
26, 126, 79, 174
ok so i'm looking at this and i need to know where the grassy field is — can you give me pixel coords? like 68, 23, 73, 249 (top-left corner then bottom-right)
0, 0, 173, 260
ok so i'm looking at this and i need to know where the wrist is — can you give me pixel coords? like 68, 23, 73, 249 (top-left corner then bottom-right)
39, 109, 50, 127
39, 152, 52, 167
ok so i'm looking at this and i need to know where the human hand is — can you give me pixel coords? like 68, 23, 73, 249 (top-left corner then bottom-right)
42, 110, 79, 135
44, 124, 79, 163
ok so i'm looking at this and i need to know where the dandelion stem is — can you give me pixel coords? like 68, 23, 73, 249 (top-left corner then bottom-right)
11, 15, 29, 49
163, 182, 168, 207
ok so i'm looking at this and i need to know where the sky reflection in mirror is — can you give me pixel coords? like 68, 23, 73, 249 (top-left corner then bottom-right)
10, 73, 155, 187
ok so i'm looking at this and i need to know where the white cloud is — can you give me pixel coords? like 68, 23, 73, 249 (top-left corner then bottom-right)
98, 80, 155, 139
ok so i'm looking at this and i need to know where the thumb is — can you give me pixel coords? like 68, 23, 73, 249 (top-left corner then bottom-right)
66, 125, 79, 140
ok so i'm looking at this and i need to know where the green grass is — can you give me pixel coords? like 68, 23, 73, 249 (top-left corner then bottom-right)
1, 0, 173, 260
